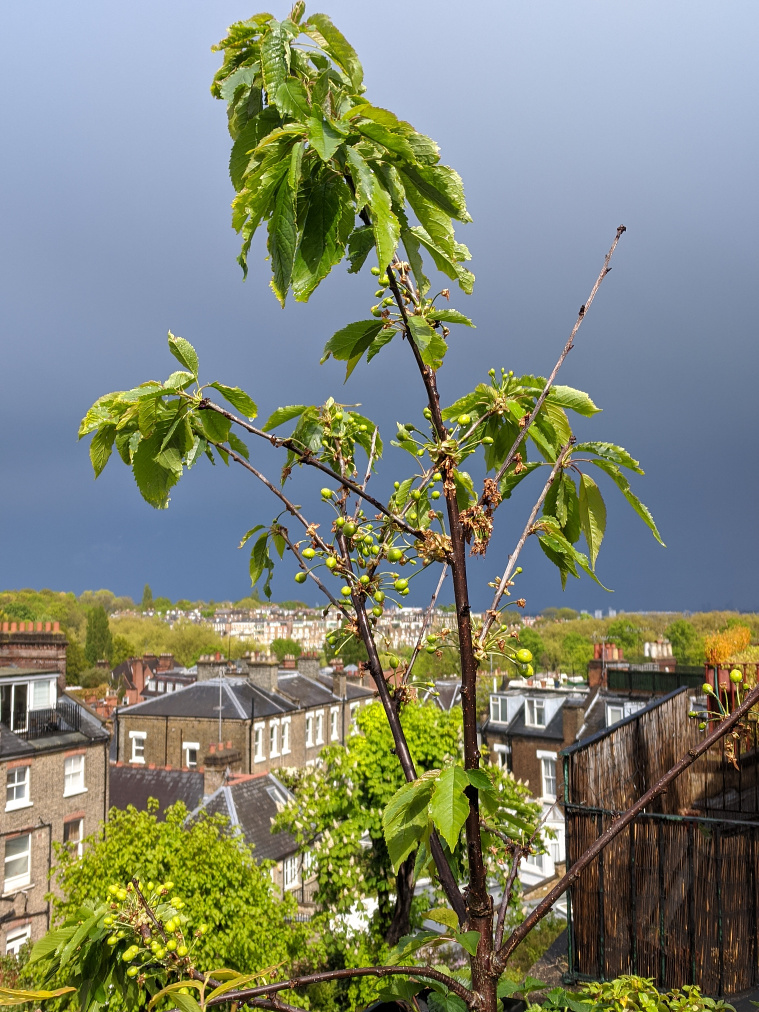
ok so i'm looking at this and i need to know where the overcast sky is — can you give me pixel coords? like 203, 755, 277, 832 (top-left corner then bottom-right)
1, 1, 757, 614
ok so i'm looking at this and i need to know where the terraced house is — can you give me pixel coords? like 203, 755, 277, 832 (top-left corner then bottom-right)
114, 655, 373, 776
0, 666, 109, 954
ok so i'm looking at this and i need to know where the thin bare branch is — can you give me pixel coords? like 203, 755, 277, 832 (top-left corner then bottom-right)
198, 399, 420, 536
488, 225, 626, 495
404, 564, 449, 684
278, 526, 351, 621
362, 425, 379, 490
493, 845, 526, 950
493, 682, 759, 972
199, 963, 473, 1008
479, 441, 574, 647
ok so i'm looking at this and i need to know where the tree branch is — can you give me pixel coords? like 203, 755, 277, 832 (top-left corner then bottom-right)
198, 399, 420, 536
197, 963, 473, 1008
488, 225, 626, 496
492, 682, 759, 972
479, 441, 574, 647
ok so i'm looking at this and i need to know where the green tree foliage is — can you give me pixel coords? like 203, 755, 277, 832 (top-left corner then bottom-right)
324, 624, 368, 666
269, 636, 302, 661
141, 584, 153, 609
606, 618, 641, 656
64, 639, 88, 684
45, 803, 308, 980
108, 615, 259, 668
111, 635, 136, 667
560, 631, 594, 676
540, 607, 579, 622
665, 619, 704, 665
516, 627, 546, 667
84, 606, 113, 666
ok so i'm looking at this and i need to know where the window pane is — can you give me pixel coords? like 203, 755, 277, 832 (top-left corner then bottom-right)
6, 767, 29, 805
64, 756, 84, 794
12, 684, 27, 731
5, 835, 30, 884
5, 926, 30, 955
32, 681, 52, 710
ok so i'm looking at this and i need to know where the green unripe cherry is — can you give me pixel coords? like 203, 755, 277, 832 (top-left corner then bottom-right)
107, 935, 119, 946
344, 522, 357, 537
294, 572, 307, 584
433, 472, 442, 482
341, 585, 352, 597
380, 274, 390, 285
374, 591, 385, 603
699, 721, 707, 730
371, 266, 381, 276
371, 305, 382, 317
387, 548, 403, 562
177, 944, 189, 957
458, 414, 471, 426
326, 556, 338, 570
302, 547, 316, 559
411, 489, 421, 500
482, 436, 494, 444
388, 654, 400, 669
127, 966, 140, 978
516, 648, 533, 664
416, 448, 425, 457
166, 939, 177, 952
359, 575, 370, 585
394, 578, 408, 591
702, 683, 713, 695
320, 488, 333, 499
371, 545, 380, 556
375, 288, 386, 298
524, 664, 534, 677
372, 606, 383, 617
423, 407, 431, 419
394, 481, 400, 490
335, 516, 345, 528
427, 646, 436, 654
401, 587, 410, 596
431, 490, 440, 500
730, 668, 743, 683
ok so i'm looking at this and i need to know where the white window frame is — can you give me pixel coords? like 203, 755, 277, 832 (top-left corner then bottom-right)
314, 710, 324, 745
491, 743, 510, 770
489, 695, 508, 724
0, 682, 29, 732
269, 719, 280, 758
183, 742, 199, 768
253, 721, 265, 762
5, 924, 31, 955
281, 717, 291, 755
305, 714, 314, 748
525, 698, 546, 728
330, 706, 339, 741
606, 704, 624, 727
283, 854, 300, 890
6, 767, 31, 812
63, 817, 84, 858
63, 755, 86, 797
129, 731, 146, 764
4, 834, 31, 893
157, 680, 165, 693
349, 702, 360, 735
32, 679, 54, 711
537, 749, 557, 801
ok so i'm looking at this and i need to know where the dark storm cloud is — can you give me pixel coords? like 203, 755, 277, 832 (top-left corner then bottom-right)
1, 1, 756, 612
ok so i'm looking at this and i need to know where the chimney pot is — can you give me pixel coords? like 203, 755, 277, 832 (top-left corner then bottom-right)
53, 621, 60, 632
45, 621, 51, 632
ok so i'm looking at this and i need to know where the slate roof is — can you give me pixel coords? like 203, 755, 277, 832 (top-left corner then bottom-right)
276, 672, 339, 709
502, 706, 566, 742
118, 677, 297, 720
191, 773, 298, 863
109, 765, 205, 818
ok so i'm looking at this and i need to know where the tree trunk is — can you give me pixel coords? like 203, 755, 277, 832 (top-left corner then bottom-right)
384, 852, 416, 947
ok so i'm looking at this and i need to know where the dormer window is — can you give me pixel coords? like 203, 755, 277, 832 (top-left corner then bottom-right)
525, 699, 546, 728
489, 696, 509, 723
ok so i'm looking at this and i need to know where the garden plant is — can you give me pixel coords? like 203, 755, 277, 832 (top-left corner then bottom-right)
11, 6, 759, 1011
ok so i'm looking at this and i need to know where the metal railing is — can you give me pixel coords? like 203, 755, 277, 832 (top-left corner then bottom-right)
607, 666, 705, 694
13, 700, 82, 740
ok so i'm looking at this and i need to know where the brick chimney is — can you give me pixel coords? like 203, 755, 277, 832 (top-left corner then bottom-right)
332, 672, 347, 697
245, 653, 279, 693
196, 654, 228, 681
297, 652, 321, 681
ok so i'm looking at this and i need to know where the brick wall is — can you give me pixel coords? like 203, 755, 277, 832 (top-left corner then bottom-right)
0, 627, 68, 684
0, 739, 109, 952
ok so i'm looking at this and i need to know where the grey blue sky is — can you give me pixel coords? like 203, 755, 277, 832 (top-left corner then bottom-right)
1, 2, 756, 613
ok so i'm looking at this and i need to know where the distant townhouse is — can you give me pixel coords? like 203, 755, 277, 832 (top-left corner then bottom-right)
1, 666, 109, 954
112, 653, 195, 706
114, 654, 373, 775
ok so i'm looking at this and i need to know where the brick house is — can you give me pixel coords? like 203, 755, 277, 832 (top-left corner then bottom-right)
1, 666, 109, 954
0, 622, 67, 684
114, 656, 374, 775
112, 654, 195, 706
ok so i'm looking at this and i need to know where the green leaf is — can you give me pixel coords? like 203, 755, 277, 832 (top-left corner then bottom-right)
163, 370, 195, 391
303, 13, 364, 90
274, 78, 310, 120
465, 767, 493, 791
344, 147, 374, 210
406, 316, 447, 369
167, 332, 199, 377
239, 524, 265, 548
132, 431, 181, 509
172, 993, 203, 1012
198, 409, 232, 443
355, 119, 417, 161
346, 225, 375, 274
28, 926, 76, 964
208, 383, 258, 420
411, 226, 475, 294
499, 460, 543, 499
308, 109, 344, 161
579, 473, 606, 568
452, 470, 476, 510
249, 533, 272, 589
383, 777, 435, 872
260, 20, 290, 97
428, 308, 475, 327
264, 404, 307, 431
267, 173, 297, 305
228, 108, 281, 191
89, 425, 115, 478
590, 459, 665, 546
455, 930, 481, 957
427, 993, 468, 1012
573, 441, 643, 473
546, 385, 600, 417
321, 319, 384, 373
228, 432, 250, 460
402, 163, 471, 222
426, 908, 459, 932
0, 986, 76, 1005
292, 172, 354, 301
429, 765, 469, 850
369, 177, 400, 270
401, 228, 430, 295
